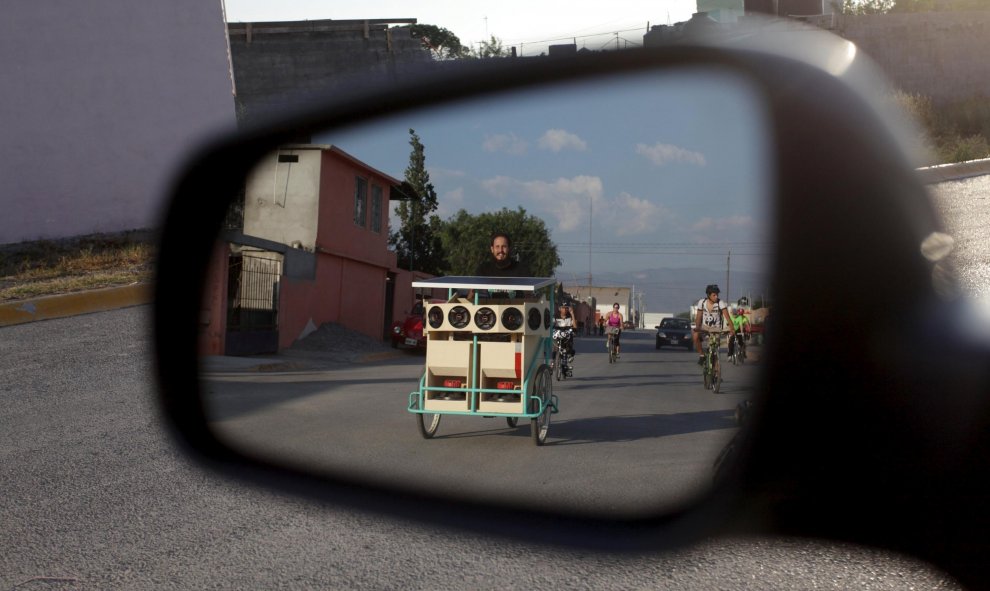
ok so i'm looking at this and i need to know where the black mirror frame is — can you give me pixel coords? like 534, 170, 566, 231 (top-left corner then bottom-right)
156, 29, 990, 585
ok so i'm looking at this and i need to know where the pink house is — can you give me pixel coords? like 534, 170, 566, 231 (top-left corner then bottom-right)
199, 144, 421, 356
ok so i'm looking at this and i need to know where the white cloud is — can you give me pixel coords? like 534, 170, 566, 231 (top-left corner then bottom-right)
480, 175, 671, 238
437, 187, 466, 218
602, 192, 672, 236
538, 129, 588, 153
481, 175, 602, 232
482, 133, 528, 155
636, 142, 706, 167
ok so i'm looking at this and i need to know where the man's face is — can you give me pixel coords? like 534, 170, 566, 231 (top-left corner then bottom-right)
490, 236, 510, 262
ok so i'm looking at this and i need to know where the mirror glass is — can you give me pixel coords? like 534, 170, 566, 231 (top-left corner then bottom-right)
199, 65, 774, 517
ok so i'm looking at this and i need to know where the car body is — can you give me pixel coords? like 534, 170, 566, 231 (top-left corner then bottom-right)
154, 25, 990, 590
655, 317, 692, 350
622, 320, 635, 330
390, 301, 427, 350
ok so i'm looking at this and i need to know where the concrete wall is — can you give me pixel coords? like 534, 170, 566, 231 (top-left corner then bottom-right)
228, 20, 432, 127
244, 147, 322, 248
837, 11, 990, 106
0, 2, 237, 245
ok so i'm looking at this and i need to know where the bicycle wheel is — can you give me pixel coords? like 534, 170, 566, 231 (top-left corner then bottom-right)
554, 350, 563, 381
530, 365, 552, 446
608, 336, 617, 363
703, 365, 712, 390
713, 356, 722, 393
417, 411, 441, 438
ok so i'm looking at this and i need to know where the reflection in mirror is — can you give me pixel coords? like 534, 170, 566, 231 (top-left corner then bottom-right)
199, 67, 773, 517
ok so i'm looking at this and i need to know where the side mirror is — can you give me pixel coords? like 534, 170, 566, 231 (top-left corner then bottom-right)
155, 20, 990, 583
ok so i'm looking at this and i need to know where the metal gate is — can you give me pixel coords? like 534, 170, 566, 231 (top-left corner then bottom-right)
225, 252, 281, 355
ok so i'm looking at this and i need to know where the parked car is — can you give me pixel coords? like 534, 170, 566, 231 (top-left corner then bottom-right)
622, 320, 635, 330
655, 317, 692, 350
390, 300, 427, 350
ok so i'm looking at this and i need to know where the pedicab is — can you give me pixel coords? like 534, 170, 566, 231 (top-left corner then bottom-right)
406, 276, 559, 445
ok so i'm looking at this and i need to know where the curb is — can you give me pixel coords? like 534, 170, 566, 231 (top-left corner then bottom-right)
0, 283, 153, 328
917, 158, 990, 185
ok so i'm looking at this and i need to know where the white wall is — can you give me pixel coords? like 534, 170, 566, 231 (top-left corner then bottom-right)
243, 147, 322, 249
0, 1, 237, 244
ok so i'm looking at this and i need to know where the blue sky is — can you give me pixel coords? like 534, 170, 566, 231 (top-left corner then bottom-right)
222, 1, 700, 57
320, 69, 773, 279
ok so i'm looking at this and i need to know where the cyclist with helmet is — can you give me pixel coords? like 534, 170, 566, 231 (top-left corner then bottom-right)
728, 308, 749, 360
694, 284, 736, 366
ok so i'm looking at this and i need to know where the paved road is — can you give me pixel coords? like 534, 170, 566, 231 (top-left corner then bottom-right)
1, 318, 961, 589
930, 174, 990, 302
204, 330, 753, 516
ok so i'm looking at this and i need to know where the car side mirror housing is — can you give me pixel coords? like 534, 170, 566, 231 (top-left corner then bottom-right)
154, 19, 990, 586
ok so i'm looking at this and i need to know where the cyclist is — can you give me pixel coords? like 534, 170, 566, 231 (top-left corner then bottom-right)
693, 284, 736, 366
605, 302, 623, 358
554, 304, 578, 361
728, 308, 749, 360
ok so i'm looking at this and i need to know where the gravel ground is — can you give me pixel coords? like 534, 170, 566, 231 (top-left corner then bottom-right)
284, 322, 407, 363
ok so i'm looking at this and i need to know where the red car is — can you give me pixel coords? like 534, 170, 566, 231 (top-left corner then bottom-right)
390, 301, 427, 350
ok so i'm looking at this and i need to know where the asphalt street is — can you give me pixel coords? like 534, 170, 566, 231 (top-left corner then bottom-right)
0, 312, 963, 589
203, 330, 752, 517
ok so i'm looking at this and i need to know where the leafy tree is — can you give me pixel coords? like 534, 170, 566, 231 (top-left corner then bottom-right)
438, 207, 561, 276
841, 0, 895, 14
471, 35, 509, 59
389, 129, 446, 275
410, 24, 470, 60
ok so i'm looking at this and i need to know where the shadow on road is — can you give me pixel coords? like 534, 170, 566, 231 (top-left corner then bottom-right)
547, 409, 737, 445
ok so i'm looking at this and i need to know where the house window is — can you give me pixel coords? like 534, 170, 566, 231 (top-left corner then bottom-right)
354, 176, 367, 227
371, 185, 383, 233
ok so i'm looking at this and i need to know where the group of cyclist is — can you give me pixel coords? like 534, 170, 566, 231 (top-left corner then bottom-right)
475, 232, 748, 376
557, 286, 752, 376
695, 283, 750, 365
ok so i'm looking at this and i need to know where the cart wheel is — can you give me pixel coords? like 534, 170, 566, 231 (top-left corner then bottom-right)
417, 412, 441, 438
530, 365, 553, 446
506, 417, 519, 428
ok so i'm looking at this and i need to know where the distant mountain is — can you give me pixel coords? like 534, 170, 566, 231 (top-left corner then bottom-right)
563, 266, 770, 315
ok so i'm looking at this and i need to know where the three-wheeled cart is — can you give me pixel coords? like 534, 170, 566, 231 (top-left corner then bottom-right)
406, 276, 559, 445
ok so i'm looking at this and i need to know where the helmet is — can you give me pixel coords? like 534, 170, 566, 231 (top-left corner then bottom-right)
705, 284, 720, 295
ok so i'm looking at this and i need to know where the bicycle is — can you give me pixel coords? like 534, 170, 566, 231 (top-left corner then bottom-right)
606, 327, 619, 363
731, 333, 747, 366
701, 329, 730, 392
551, 327, 574, 381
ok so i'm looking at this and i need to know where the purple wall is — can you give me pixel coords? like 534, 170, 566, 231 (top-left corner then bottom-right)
0, 1, 237, 244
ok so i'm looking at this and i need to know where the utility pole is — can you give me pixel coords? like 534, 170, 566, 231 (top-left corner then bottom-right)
726, 250, 731, 306
588, 192, 593, 289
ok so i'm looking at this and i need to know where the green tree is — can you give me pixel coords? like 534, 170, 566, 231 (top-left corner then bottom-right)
389, 129, 446, 275
410, 24, 470, 60
471, 35, 509, 59
841, 0, 896, 13
439, 207, 561, 276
